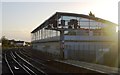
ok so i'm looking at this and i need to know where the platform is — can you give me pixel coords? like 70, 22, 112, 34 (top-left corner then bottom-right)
55, 59, 118, 74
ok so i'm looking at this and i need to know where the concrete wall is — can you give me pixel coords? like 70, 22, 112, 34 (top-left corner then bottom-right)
64, 41, 114, 64
32, 33, 117, 66
32, 42, 60, 56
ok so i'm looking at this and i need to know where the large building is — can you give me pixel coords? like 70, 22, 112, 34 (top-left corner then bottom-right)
31, 12, 118, 67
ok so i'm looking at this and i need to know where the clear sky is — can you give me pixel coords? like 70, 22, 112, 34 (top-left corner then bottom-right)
1, 0, 119, 42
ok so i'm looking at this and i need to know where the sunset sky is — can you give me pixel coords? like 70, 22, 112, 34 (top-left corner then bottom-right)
1, 0, 119, 42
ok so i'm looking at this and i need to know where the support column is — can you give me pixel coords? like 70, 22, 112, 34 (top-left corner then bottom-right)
60, 30, 64, 60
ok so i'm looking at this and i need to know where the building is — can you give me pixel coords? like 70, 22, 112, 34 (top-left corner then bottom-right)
9, 40, 15, 45
31, 12, 118, 66
9, 40, 26, 47
15, 41, 26, 46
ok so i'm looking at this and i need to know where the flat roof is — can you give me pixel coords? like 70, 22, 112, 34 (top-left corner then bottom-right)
31, 12, 117, 33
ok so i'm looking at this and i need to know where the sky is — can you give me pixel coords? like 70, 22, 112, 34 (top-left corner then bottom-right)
1, 0, 120, 42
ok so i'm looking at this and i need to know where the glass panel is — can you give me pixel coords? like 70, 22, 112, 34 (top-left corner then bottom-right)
37, 31, 38, 40
41, 29, 43, 39
99, 22, 108, 28
80, 21, 89, 29
51, 30, 56, 37
62, 16, 79, 28
40, 30, 41, 39
62, 16, 77, 21
44, 29, 46, 39
31, 34, 33, 41
46, 30, 47, 38
35, 32, 36, 40
80, 18, 89, 22
33, 33, 35, 40
48, 30, 50, 38
43, 29, 45, 39
90, 21, 99, 29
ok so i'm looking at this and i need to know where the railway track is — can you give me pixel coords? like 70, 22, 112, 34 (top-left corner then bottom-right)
16, 49, 64, 73
18, 48, 110, 74
12, 51, 47, 75
4, 50, 31, 75
3, 48, 118, 75
3, 50, 47, 75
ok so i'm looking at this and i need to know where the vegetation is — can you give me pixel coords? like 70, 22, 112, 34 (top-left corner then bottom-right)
1, 36, 11, 48
1, 36, 31, 49
89, 11, 95, 17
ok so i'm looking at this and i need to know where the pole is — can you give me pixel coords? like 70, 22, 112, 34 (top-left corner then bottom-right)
60, 30, 64, 59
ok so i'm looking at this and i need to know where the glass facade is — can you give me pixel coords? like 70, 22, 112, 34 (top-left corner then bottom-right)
32, 14, 116, 41
58, 16, 116, 36
31, 28, 60, 41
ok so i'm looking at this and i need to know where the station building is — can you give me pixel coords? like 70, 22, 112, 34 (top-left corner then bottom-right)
31, 12, 118, 66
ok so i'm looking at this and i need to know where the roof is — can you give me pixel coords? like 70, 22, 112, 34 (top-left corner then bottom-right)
8, 40, 24, 43
9, 40, 15, 42
31, 12, 117, 33
15, 41, 24, 43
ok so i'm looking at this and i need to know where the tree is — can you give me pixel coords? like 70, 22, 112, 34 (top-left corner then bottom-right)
89, 11, 95, 17
1, 36, 9, 48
